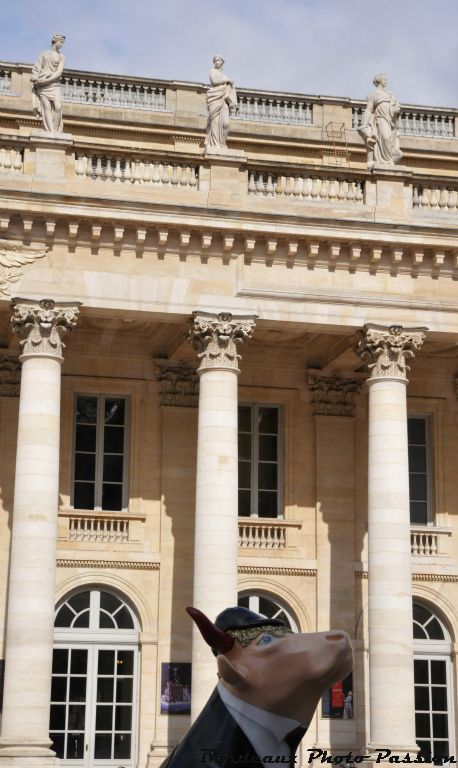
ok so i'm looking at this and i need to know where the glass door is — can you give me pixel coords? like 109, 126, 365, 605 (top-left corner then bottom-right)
50, 644, 138, 768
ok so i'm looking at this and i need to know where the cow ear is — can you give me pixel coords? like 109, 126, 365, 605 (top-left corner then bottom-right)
217, 654, 246, 687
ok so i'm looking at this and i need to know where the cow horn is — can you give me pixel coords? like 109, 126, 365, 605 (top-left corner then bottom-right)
186, 606, 235, 654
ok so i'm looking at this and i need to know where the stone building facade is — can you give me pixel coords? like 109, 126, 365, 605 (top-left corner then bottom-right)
0, 61, 457, 767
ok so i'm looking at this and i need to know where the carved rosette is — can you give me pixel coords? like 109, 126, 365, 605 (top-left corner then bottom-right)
356, 324, 427, 381
0, 355, 21, 397
188, 311, 256, 373
308, 370, 363, 416
155, 361, 199, 407
12, 298, 80, 361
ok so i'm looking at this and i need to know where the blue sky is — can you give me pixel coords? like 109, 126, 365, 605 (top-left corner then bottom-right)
2, 0, 458, 107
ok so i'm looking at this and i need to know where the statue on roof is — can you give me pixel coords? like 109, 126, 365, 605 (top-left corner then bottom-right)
31, 34, 66, 133
205, 55, 238, 152
358, 74, 402, 169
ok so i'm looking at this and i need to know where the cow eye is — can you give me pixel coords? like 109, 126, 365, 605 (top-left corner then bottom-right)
257, 634, 273, 645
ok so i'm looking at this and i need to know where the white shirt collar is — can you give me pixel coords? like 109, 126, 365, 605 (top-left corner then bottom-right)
218, 681, 304, 761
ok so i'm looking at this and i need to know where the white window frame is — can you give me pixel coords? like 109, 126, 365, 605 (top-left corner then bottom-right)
52, 589, 140, 768
408, 414, 433, 526
238, 403, 283, 519
71, 394, 130, 513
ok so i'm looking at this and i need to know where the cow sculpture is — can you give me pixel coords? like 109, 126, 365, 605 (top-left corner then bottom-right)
160, 605, 353, 767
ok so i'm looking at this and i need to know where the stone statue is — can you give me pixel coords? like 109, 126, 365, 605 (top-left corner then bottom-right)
31, 34, 66, 133
205, 55, 237, 151
358, 74, 402, 169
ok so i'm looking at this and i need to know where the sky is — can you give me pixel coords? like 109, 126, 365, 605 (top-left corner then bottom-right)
1, 0, 458, 108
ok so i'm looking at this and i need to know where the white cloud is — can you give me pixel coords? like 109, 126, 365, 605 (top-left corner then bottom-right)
1, 0, 458, 107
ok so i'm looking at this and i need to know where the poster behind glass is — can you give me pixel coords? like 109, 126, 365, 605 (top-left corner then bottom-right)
321, 673, 353, 718
160, 662, 191, 714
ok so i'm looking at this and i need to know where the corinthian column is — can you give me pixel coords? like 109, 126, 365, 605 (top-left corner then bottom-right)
0, 298, 79, 767
188, 311, 256, 720
357, 324, 426, 757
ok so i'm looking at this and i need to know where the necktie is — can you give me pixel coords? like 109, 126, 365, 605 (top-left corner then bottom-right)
285, 725, 307, 758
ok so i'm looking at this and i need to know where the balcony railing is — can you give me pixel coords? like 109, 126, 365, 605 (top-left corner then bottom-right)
0, 69, 12, 96
75, 153, 199, 189
62, 75, 167, 111
0, 146, 23, 174
413, 184, 458, 211
410, 526, 451, 556
235, 91, 313, 125
352, 106, 455, 138
248, 171, 364, 203
238, 518, 301, 549
68, 514, 129, 543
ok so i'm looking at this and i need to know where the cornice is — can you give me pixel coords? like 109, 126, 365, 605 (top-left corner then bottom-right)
57, 558, 160, 570
356, 571, 458, 583
238, 565, 316, 577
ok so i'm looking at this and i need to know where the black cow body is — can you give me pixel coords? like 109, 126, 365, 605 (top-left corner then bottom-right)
159, 688, 265, 767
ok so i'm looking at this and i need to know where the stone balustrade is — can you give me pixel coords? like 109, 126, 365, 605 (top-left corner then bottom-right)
352, 105, 455, 138
62, 75, 167, 111
410, 526, 451, 556
0, 146, 23, 174
75, 154, 199, 188
0, 69, 12, 95
235, 90, 313, 125
413, 184, 458, 211
248, 171, 364, 203
238, 518, 301, 549
68, 514, 129, 543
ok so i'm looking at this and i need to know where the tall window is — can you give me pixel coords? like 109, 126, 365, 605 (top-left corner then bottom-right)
413, 602, 453, 763
238, 593, 297, 631
408, 416, 431, 525
73, 395, 128, 512
238, 404, 281, 518
51, 589, 139, 766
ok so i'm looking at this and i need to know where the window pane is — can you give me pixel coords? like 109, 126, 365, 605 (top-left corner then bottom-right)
238, 489, 251, 517
415, 712, 430, 738
103, 454, 124, 483
105, 399, 125, 425
104, 426, 124, 453
431, 661, 447, 684
98, 650, 115, 674
97, 678, 114, 703
433, 714, 448, 738
96, 705, 113, 730
74, 453, 96, 482
238, 406, 251, 432
114, 733, 131, 759
426, 618, 444, 640
54, 604, 75, 628
76, 396, 97, 423
102, 484, 123, 511
100, 592, 122, 614
113, 607, 134, 630
408, 418, 426, 444
115, 705, 132, 730
258, 463, 277, 490
75, 424, 96, 452
66, 733, 84, 760
50, 733, 65, 759
238, 461, 251, 489
50, 704, 66, 730
74, 481, 95, 510
68, 592, 90, 613
408, 445, 427, 472
68, 705, 85, 730
94, 733, 112, 759
414, 659, 429, 684
259, 434, 277, 461
413, 622, 428, 639
409, 474, 427, 501
258, 491, 278, 518
258, 407, 278, 434
99, 611, 117, 629
413, 604, 431, 625
431, 687, 447, 711
52, 649, 68, 674
51, 677, 67, 702
116, 678, 133, 703
117, 650, 134, 674
433, 741, 450, 760
417, 742, 431, 762
415, 686, 430, 711
73, 611, 90, 628
238, 433, 251, 460
70, 649, 87, 674
410, 502, 428, 526
69, 677, 86, 702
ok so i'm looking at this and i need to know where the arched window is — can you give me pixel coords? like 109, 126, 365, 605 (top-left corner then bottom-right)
50, 588, 139, 767
413, 602, 454, 763
238, 592, 298, 631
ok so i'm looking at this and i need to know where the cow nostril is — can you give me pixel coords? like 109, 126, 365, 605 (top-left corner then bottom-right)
326, 632, 345, 641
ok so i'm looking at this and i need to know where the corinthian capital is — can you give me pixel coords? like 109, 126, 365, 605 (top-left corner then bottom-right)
356, 324, 427, 380
188, 311, 256, 373
12, 298, 80, 361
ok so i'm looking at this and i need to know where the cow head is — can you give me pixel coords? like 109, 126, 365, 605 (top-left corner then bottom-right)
187, 606, 353, 724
